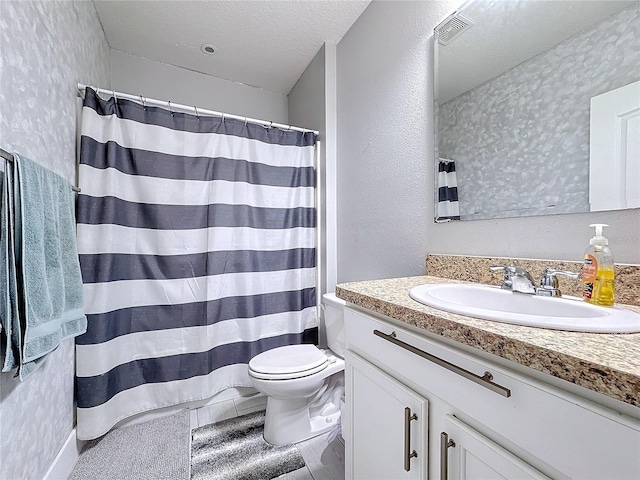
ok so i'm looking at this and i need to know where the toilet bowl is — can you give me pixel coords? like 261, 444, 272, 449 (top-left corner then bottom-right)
248, 293, 346, 445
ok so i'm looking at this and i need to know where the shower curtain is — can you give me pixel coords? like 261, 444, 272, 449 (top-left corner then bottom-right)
435, 158, 461, 222
75, 88, 318, 440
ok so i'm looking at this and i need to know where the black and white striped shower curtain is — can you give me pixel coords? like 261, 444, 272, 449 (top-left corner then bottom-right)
75, 88, 318, 440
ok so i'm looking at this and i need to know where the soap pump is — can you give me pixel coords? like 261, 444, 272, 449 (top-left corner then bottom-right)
582, 223, 615, 306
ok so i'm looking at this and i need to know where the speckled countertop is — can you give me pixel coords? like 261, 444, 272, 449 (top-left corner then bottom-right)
336, 275, 640, 408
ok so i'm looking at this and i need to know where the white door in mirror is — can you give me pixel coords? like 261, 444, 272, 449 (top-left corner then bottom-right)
589, 80, 640, 211
409, 283, 640, 333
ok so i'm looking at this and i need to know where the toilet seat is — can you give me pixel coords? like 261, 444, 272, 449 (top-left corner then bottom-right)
249, 344, 329, 380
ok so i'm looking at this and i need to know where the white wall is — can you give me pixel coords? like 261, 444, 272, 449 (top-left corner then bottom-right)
336, 0, 639, 285
0, 1, 110, 479
288, 44, 339, 296
111, 50, 288, 123
336, 1, 459, 283
428, 210, 640, 264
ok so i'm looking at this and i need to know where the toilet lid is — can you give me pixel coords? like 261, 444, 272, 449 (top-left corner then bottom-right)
249, 344, 328, 377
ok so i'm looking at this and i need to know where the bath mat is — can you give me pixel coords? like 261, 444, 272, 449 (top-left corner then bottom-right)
69, 410, 190, 480
191, 410, 305, 480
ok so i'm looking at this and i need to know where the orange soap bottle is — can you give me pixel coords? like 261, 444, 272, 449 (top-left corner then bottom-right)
582, 224, 615, 306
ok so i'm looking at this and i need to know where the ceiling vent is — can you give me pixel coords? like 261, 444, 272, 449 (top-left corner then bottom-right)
436, 13, 474, 46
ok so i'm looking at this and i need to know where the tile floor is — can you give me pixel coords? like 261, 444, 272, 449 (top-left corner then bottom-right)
190, 393, 345, 480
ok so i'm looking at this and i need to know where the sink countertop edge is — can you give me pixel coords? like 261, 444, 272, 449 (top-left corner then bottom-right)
336, 275, 640, 408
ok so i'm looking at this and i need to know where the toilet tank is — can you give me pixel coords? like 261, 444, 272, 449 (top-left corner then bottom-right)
322, 293, 346, 358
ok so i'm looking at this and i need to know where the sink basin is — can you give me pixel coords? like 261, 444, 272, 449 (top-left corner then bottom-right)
409, 283, 640, 333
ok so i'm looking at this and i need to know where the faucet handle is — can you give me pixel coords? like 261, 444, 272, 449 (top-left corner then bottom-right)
490, 265, 515, 290
538, 268, 580, 296
489, 265, 514, 273
542, 267, 580, 281
490, 265, 531, 278
490, 265, 522, 276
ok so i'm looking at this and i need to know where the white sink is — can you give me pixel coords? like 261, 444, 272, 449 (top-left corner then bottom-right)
409, 283, 640, 333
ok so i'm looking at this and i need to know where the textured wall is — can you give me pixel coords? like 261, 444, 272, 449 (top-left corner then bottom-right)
0, 1, 110, 479
289, 45, 330, 297
111, 50, 289, 124
336, 1, 459, 283
337, 0, 639, 277
439, 4, 640, 220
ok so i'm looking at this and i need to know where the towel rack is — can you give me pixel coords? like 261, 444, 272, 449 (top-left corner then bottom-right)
0, 147, 81, 193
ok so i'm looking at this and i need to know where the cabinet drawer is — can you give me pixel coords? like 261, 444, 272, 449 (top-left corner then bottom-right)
345, 307, 640, 479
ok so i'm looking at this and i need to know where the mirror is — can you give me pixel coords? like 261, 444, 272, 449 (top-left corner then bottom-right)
434, 0, 640, 222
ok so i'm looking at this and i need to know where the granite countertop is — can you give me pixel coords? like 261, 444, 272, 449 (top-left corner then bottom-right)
336, 275, 640, 408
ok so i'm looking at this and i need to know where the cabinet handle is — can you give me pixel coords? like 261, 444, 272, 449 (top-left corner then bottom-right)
373, 329, 511, 398
440, 432, 456, 480
404, 407, 418, 471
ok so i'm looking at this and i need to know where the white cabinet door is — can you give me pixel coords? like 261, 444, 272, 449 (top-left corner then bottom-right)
346, 352, 428, 480
443, 415, 550, 480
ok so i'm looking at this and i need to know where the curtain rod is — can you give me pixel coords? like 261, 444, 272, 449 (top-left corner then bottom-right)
77, 83, 320, 136
1, 147, 81, 193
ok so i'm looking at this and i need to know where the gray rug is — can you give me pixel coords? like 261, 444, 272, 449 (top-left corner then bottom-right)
69, 410, 191, 480
191, 410, 305, 480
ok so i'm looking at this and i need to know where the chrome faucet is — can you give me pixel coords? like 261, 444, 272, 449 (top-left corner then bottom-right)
490, 266, 536, 294
489, 265, 579, 296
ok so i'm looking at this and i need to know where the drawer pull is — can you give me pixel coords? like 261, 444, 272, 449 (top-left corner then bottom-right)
373, 329, 511, 398
440, 431, 456, 480
404, 407, 418, 471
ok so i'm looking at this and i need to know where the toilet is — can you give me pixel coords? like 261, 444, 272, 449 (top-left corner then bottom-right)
248, 293, 346, 445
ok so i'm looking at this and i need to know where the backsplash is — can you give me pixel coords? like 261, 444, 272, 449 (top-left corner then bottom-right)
425, 254, 640, 306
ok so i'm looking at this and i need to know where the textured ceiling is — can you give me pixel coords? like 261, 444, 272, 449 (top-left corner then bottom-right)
437, 0, 636, 103
94, 0, 370, 95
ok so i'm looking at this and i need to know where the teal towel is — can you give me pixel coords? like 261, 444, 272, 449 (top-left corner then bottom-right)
10, 154, 87, 380
1, 161, 20, 372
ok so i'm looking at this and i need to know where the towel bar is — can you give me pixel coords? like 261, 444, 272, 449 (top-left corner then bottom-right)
1, 147, 81, 193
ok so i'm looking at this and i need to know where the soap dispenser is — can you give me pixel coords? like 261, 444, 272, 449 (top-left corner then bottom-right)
582, 224, 615, 306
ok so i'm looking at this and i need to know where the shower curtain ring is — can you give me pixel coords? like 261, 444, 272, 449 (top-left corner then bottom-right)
194, 105, 200, 120
221, 113, 225, 123
112, 90, 117, 103
244, 117, 248, 126
139, 95, 146, 110
268, 121, 273, 129
168, 101, 174, 116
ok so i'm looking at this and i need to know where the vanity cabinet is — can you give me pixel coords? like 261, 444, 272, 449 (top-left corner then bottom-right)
344, 307, 640, 480
347, 352, 428, 479
442, 415, 548, 480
